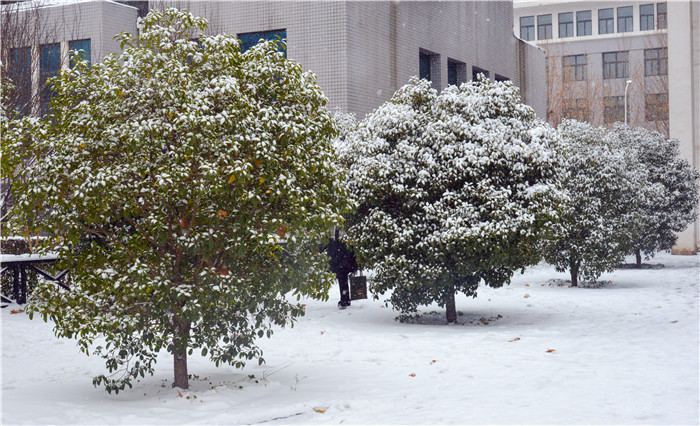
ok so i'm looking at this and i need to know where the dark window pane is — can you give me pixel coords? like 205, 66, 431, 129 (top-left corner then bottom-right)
538, 14, 552, 40
69, 39, 91, 68
640, 4, 655, 30
559, 12, 574, 38
238, 29, 287, 57
9, 47, 32, 116
520, 16, 535, 41
618, 6, 633, 32
604, 96, 625, 123
40, 42, 61, 116
447, 58, 466, 86
657, 3, 667, 29
602, 51, 629, 79
645, 93, 668, 121
599, 8, 614, 34
563, 54, 587, 81
644, 47, 668, 76
577, 10, 592, 36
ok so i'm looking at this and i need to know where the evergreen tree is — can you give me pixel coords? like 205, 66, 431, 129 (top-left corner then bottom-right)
545, 120, 654, 285
338, 77, 564, 323
4, 8, 346, 392
612, 124, 699, 265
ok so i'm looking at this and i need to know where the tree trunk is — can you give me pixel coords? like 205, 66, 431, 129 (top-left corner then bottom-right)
570, 262, 579, 287
172, 318, 191, 389
445, 288, 457, 323
635, 249, 642, 268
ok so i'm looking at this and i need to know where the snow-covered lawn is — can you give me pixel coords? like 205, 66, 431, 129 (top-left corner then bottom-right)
2, 253, 698, 425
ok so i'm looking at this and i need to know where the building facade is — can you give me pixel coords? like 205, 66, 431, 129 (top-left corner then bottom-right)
2, 0, 546, 120
160, 0, 546, 119
514, 1, 669, 134
514, 0, 699, 254
2, 0, 139, 117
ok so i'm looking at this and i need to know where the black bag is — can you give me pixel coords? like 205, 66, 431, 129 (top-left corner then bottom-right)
349, 273, 367, 300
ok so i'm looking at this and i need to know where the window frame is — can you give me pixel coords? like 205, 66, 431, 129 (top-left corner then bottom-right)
602, 51, 629, 79
576, 10, 592, 36
563, 98, 589, 122
604, 95, 625, 124
537, 14, 552, 40
237, 29, 287, 56
558, 12, 574, 38
40, 42, 61, 116
520, 16, 535, 41
657, 3, 667, 29
644, 47, 668, 76
9, 46, 32, 116
640, 4, 655, 31
563, 54, 587, 82
598, 8, 614, 34
617, 6, 633, 33
645, 93, 669, 121
68, 38, 91, 68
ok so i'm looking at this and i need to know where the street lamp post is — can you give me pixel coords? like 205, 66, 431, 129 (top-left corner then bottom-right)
624, 79, 633, 125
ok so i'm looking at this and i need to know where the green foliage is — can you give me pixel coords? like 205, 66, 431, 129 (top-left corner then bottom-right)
612, 124, 699, 259
7, 8, 346, 392
545, 120, 653, 284
338, 77, 565, 320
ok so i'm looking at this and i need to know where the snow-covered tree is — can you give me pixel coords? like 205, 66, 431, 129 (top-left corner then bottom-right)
612, 124, 699, 265
545, 120, 654, 285
6, 8, 346, 392
337, 77, 564, 323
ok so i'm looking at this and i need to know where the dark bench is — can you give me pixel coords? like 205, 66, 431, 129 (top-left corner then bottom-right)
1, 254, 69, 306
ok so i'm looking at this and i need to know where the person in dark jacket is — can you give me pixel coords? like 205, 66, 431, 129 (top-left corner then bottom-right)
321, 230, 358, 308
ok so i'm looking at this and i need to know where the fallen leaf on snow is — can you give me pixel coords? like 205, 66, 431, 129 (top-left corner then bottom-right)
178, 390, 183, 397
523, 294, 530, 298
430, 360, 437, 365
509, 337, 520, 342
409, 373, 416, 377
10, 309, 24, 314
313, 407, 327, 413
525, 283, 530, 287
546, 349, 556, 353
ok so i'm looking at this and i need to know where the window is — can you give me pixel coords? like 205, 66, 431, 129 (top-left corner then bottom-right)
645, 93, 668, 121
563, 98, 589, 122
495, 74, 510, 82
640, 4, 655, 31
447, 58, 466, 86
617, 6, 633, 32
537, 14, 552, 40
238, 29, 287, 56
645, 48, 668, 76
599, 8, 614, 34
558, 12, 574, 38
68, 39, 91, 68
602, 51, 629, 79
577, 10, 592, 36
520, 16, 535, 41
472, 66, 489, 81
657, 3, 667, 29
40, 42, 61, 116
604, 96, 625, 124
419, 49, 440, 87
9, 47, 31, 117
563, 54, 587, 81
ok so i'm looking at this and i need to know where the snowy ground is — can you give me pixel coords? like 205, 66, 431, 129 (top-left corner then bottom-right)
2, 252, 698, 425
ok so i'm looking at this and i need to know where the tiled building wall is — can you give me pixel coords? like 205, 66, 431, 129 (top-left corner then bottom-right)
5, 1, 137, 115
344, 1, 542, 118
167, 1, 349, 114
518, 40, 547, 118
165, 0, 543, 119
